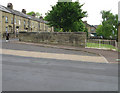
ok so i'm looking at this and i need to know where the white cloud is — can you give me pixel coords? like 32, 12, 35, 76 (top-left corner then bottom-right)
80, 0, 119, 25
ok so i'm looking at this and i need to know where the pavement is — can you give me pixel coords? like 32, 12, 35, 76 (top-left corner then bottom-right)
2, 48, 107, 63
10, 40, 119, 63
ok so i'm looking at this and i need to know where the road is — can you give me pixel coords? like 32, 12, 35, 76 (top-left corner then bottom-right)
1, 41, 118, 91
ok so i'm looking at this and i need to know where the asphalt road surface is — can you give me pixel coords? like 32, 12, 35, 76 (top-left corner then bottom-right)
2, 41, 118, 91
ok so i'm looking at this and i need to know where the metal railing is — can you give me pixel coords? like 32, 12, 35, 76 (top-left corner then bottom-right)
86, 39, 118, 49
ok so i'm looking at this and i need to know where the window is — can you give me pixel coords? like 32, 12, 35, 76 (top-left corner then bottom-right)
91, 28, 95, 31
38, 23, 40, 31
32, 23, 34, 27
6, 27, 8, 32
11, 17, 13, 24
24, 20, 26, 29
19, 20, 21, 25
28, 20, 30, 27
5, 16, 8, 23
14, 18, 16, 24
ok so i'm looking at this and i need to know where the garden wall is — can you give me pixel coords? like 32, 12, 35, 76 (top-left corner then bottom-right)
19, 32, 86, 48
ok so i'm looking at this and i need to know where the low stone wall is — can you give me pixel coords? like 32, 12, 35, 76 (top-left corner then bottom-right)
19, 32, 86, 47
2, 32, 17, 38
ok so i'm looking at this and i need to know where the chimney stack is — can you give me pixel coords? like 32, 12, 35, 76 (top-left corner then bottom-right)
7, 3, 13, 9
22, 9, 26, 14
39, 16, 43, 20
32, 13, 36, 17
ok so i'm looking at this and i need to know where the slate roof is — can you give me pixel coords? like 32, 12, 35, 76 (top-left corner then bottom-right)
83, 21, 98, 28
0, 5, 11, 13
0, 4, 45, 23
91, 25, 96, 28
94, 25, 98, 29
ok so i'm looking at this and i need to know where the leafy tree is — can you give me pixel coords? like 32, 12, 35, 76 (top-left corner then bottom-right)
36, 12, 42, 18
27, 11, 42, 18
45, 2, 87, 32
96, 25, 103, 36
27, 11, 35, 16
97, 10, 118, 39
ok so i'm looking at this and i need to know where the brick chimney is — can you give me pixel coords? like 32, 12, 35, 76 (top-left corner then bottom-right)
7, 3, 13, 9
22, 9, 26, 14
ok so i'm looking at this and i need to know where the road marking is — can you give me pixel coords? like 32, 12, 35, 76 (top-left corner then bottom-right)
1, 49, 108, 63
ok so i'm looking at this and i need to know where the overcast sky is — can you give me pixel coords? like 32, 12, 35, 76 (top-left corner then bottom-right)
0, 0, 119, 25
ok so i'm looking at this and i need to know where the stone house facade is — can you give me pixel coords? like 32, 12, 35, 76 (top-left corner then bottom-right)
83, 21, 97, 37
0, 3, 54, 37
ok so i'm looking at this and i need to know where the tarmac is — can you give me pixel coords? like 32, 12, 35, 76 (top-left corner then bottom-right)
9, 40, 119, 63
2, 48, 108, 63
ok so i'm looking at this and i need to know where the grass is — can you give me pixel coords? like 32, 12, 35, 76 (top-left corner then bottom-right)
86, 43, 117, 50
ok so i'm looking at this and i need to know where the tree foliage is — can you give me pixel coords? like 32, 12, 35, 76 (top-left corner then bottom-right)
27, 11, 35, 16
96, 25, 103, 36
36, 12, 41, 18
96, 10, 118, 39
27, 11, 42, 18
44, 2, 87, 32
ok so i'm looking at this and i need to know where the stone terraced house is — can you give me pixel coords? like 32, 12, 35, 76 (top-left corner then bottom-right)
0, 3, 54, 37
